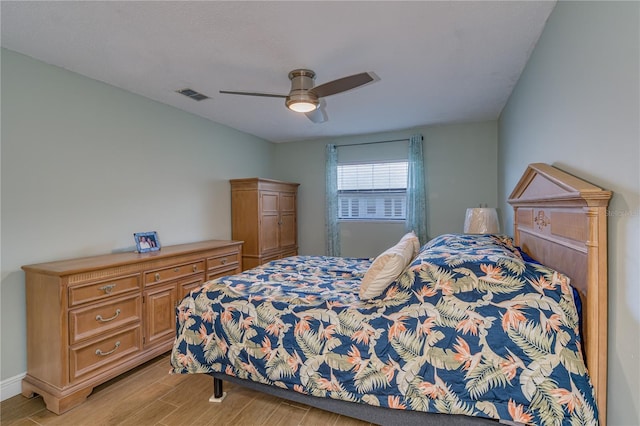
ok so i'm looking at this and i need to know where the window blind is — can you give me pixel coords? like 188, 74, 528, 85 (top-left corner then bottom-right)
337, 161, 408, 220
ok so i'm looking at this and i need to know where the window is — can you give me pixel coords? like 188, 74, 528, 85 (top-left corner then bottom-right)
337, 161, 408, 220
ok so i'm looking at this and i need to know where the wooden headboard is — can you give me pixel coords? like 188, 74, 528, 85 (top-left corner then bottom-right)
508, 163, 611, 424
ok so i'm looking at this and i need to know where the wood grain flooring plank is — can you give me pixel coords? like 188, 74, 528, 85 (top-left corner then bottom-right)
116, 399, 178, 426
3, 418, 41, 426
261, 401, 309, 426
0, 395, 47, 425
299, 406, 340, 426
98, 382, 174, 425
157, 374, 212, 407
227, 392, 281, 425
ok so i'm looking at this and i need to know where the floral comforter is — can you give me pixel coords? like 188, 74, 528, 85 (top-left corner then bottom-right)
171, 234, 598, 425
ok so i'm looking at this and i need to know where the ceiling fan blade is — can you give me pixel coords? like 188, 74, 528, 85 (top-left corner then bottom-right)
305, 105, 328, 123
310, 72, 375, 98
219, 90, 286, 98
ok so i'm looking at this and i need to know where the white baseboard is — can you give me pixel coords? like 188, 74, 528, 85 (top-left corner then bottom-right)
0, 372, 25, 401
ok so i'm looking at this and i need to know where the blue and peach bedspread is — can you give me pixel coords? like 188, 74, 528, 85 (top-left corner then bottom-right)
171, 234, 599, 425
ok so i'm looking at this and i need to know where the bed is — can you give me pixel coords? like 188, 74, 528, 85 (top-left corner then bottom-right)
170, 163, 611, 425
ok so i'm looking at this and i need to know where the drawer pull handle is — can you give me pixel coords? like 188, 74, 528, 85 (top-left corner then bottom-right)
96, 341, 120, 357
96, 309, 121, 323
174, 267, 180, 272
221, 258, 227, 265
192, 265, 198, 272
98, 284, 116, 294
155, 273, 160, 281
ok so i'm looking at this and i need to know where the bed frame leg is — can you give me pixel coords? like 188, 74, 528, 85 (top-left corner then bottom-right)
209, 377, 227, 402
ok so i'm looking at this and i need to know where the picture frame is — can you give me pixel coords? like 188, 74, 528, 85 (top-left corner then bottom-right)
134, 231, 161, 253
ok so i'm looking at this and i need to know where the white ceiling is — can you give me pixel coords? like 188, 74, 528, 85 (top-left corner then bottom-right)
1, 1, 555, 143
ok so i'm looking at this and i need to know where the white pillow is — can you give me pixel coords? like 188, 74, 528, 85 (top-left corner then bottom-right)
360, 238, 415, 300
399, 231, 420, 258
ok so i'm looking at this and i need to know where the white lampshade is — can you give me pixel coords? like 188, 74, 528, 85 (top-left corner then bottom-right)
464, 208, 500, 234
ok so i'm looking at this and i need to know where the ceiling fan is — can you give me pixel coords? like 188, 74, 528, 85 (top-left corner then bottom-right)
220, 69, 376, 123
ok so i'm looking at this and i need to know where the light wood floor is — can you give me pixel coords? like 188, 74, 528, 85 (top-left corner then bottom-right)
0, 354, 374, 426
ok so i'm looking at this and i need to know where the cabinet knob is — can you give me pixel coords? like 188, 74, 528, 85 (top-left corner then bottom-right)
221, 258, 227, 265
192, 265, 198, 272
98, 284, 116, 294
174, 267, 180, 272
155, 273, 160, 281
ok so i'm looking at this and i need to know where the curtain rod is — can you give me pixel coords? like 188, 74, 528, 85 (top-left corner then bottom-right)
336, 136, 420, 148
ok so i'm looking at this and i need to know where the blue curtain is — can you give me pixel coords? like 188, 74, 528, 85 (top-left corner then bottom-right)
325, 144, 341, 256
406, 134, 428, 244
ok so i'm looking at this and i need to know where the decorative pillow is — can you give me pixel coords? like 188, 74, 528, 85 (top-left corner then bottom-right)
399, 231, 420, 258
360, 238, 415, 300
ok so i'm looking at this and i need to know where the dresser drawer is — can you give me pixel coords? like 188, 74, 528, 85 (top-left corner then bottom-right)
69, 275, 140, 307
144, 260, 205, 286
69, 294, 141, 345
69, 325, 141, 381
207, 251, 239, 274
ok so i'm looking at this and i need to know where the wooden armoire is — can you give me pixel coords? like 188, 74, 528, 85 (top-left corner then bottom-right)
230, 178, 299, 270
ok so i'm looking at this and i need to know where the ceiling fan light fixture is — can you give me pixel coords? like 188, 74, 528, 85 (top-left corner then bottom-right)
220, 68, 376, 121
285, 92, 319, 113
287, 100, 318, 113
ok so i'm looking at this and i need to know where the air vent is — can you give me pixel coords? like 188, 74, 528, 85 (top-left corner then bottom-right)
176, 88, 209, 101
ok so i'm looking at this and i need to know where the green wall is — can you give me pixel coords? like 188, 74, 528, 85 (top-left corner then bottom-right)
1, 49, 275, 381
274, 121, 499, 258
498, 2, 640, 424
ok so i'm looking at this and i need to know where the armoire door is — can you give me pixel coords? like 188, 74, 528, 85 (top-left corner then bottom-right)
279, 192, 297, 249
260, 191, 280, 253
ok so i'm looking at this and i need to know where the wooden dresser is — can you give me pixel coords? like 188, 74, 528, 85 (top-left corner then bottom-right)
21, 240, 242, 414
230, 178, 299, 270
